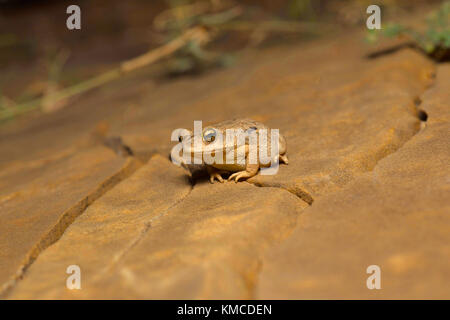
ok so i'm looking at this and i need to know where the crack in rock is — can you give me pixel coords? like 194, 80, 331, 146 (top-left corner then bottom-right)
103, 136, 134, 157
249, 181, 314, 205
0, 156, 143, 298
95, 184, 194, 279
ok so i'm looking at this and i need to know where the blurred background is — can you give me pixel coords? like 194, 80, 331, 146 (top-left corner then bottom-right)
0, 0, 445, 125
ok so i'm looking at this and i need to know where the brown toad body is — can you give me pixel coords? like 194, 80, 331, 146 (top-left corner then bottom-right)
178, 119, 288, 183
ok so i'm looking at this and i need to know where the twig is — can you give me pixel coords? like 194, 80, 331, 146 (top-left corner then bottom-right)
120, 27, 209, 72
42, 49, 71, 113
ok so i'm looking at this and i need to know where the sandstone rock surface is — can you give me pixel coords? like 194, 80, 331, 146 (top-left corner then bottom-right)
9, 156, 307, 299
8, 155, 193, 299
256, 65, 450, 299
0, 145, 138, 296
1, 31, 448, 299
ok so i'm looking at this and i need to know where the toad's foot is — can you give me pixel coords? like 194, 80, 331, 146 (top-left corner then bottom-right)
228, 164, 259, 183
206, 166, 226, 183
280, 154, 289, 164
209, 172, 224, 183
207, 167, 225, 183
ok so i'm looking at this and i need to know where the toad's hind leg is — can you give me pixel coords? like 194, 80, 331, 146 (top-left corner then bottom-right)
228, 163, 259, 183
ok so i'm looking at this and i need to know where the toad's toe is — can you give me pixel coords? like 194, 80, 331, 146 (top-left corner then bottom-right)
210, 173, 224, 183
228, 171, 248, 183
280, 154, 289, 164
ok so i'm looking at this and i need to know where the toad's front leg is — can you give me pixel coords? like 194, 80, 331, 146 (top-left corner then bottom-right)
207, 166, 225, 183
228, 163, 259, 183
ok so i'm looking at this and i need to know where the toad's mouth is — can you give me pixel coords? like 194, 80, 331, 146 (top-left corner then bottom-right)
182, 143, 247, 157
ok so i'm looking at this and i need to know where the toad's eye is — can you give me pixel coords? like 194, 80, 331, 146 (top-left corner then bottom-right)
203, 128, 216, 142
247, 126, 258, 133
